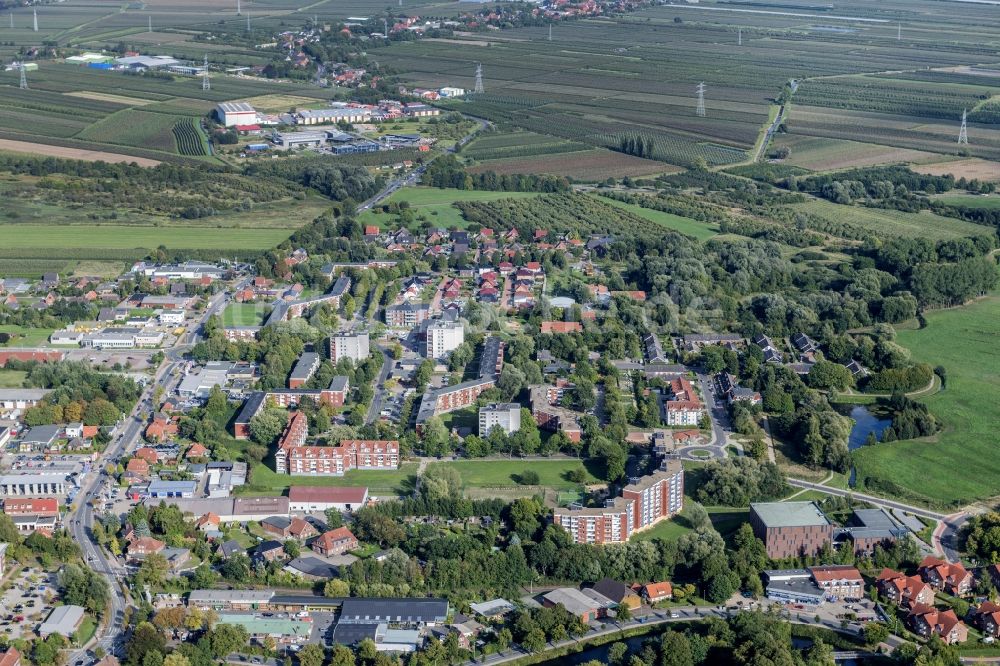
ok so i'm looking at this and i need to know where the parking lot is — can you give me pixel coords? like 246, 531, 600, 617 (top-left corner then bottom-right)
0, 567, 59, 639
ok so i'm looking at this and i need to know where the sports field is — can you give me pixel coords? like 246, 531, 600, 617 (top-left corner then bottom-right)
852, 293, 1000, 508
358, 188, 543, 229
597, 195, 719, 241
791, 198, 991, 241
222, 303, 270, 327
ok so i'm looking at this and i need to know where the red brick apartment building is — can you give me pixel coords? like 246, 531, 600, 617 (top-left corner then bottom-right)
749, 501, 835, 559
280, 440, 399, 476
553, 460, 684, 545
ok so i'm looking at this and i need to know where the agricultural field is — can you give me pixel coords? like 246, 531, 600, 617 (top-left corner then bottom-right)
852, 293, 1000, 509
790, 198, 992, 241
933, 193, 1000, 209
358, 187, 543, 229
0, 63, 327, 163
770, 136, 942, 172
595, 195, 719, 241
0, 224, 294, 255
377, 0, 1000, 171
915, 158, 1000, 183
468, 148, 678, 181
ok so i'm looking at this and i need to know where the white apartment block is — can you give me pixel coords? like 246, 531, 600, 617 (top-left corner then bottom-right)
330, 331, 370, 363
425, 321, 464, 359
478, 403, 522, 436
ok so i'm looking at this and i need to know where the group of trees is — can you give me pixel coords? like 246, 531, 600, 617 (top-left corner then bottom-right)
694, 457, 787, 507
15, 360, 142, 426
422, 155, 570, 192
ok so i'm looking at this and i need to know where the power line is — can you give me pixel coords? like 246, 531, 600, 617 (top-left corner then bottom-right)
474, 62, 484, 94
958, 108, 969, 145
696, 82, 706, 117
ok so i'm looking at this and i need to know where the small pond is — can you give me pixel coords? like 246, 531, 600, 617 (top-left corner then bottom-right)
846, 405, 892, 451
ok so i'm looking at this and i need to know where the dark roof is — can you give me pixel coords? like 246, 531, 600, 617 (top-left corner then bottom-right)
262, 516, 292, 530
590, 578, 633, 604
331, 622, 378, 645
235, 391, 266, 424
338, 597, 449, 624
255, 539, 284, 553
286, 557, 339, 578
217, 540, 244, 558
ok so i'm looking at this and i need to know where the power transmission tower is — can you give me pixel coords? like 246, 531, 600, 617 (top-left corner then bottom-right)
32, 7, 37, 32
19, 63, 27, 90
474, 62, 483, 94
148, 16, 152, 33
237, 0, 241, 15
958, 108, 969, 145
897, 23, 901, 41
548, 24, 552, 41
246, 10, 251, 32
383, 18, 388, 37
695, 82, 706, 117
202, 54, 210, 91
738, 27, 742, 46
9, 13, 13, 29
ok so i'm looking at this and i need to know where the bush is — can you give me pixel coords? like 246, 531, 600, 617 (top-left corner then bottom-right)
518, 470, 540, 485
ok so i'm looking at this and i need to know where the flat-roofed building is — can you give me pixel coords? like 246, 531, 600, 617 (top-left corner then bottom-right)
37, 605, 85, 638
0, 474, 68, 496
750, 501, 834, 560
330, 331, 370, 363
426, 321, 464, 359
217, 101, 258, 127
478, 403, 521, 436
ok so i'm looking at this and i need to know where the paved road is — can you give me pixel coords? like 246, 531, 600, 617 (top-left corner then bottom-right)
753, 103, 785, 163
365, 346, 395, 425
786, 478, 947, 521
66, 289, 229, 664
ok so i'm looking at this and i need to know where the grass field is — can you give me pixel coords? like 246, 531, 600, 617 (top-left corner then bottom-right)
0, 326, 54, 348
0, 370, 26, 387
791, 198, 992, 241
468, 149, 680, 181
246, 463, 419, 496
596, 195, 718, 241
1, 224, 295, 252
358, 187, 543, 229
852, 293, 1000, 508
935, 194, 1000, 209
222, 303, 270, 327
915, 159, 1000, 183
428, 459, 602, 492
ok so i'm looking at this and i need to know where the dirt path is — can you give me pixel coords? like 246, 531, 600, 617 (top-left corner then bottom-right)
0, 139, 160, 166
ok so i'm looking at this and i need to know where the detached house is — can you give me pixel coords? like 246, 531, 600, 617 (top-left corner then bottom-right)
907, 604, 968, 644
971, 601, 1000, 638
312, 527, 359, 557
875, 568, 935, 608
918, 557, 973, 596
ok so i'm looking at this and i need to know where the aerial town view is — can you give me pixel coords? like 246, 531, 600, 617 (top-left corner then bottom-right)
0, 0, 1000, 664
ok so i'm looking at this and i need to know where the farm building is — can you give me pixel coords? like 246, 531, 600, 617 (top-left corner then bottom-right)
217, 101, 259, 127
272, 131, 327, 149
115, 55, 179, 70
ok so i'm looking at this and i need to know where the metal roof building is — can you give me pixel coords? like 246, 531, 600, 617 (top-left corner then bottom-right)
338, 598, 449, 625
37, 605, 85, 637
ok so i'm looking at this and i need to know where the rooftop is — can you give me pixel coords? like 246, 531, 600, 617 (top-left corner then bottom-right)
751, 501, 830, 528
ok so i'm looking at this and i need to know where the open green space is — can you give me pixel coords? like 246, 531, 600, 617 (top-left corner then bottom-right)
935, 194, 1000, 209
0, 370, 27, 387
244, 463, 419, 496
429, 459, 602, 491
853, 293, 1000, 508
0, 224, 294, 252
0, 325, 55, 348
596, 195, 719, 241
222, 303, 269, 327
791, 198, 992, 241
358, 187, 542, 230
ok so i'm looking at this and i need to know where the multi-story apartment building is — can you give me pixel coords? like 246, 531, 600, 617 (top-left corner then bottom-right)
288, 352, 321, 389
279, 440, 400, 476
553, 460, 684, 545
233, 378, 349, 439
749, 501, 835, 559
478, 403, 522, 436
329, 331, 370, 364
425, 321, 464, 359
385, 302, 430, 328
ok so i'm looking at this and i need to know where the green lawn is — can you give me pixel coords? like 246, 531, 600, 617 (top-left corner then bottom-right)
358, 187, 542, 230
0, 369, 26, 387
0, 224, 295, 251
596, 195, 719, 241
935, 193, 1000, 209
0, 325, 55, 347
429, 458, 602, 491
790, 198, 991, 241
852, 293, 1000, 509
244, 463, 419, 496
222, 303, 269, 327
74, 615, 97, 646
